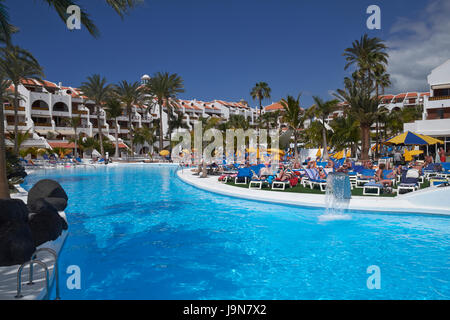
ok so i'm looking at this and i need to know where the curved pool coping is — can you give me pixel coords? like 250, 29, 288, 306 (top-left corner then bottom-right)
177, 169, 450, 216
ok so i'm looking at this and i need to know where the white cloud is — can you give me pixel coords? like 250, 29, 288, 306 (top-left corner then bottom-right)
387, 0, 450, 93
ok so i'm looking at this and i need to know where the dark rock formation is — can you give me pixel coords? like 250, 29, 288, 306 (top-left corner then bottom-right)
0, 199, 35, 266
27, 199, 66, 247
28, 179, 68, 211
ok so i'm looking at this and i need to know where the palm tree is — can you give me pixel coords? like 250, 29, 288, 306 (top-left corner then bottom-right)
79, 74, 113, 158
8, 129, 31, 151
329, 113, 360, 157
250, 82, 271, 118
0, 72, 12, 198
343, 34, 388, 83
0, 0, 140, 39
114, 80, 144, 155
65, 115, 81, 158
336, 76, 380, 161
105, 98, 124, 158
0, 46, 44, 155
168, 110, 188, 150
311, 97, 339, 160
146, 72, 184, 151
280, 95, 304, 162
373, 67, 391, 157
132, 126, 156, 155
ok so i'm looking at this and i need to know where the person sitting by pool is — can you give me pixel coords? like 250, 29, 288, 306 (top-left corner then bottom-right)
318, 167, 327, 179
393, 165, 403, 177
364, 160, 374, 169
375, 163, 394, 187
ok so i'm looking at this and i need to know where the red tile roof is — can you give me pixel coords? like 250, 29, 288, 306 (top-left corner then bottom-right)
49, 141, 76, 149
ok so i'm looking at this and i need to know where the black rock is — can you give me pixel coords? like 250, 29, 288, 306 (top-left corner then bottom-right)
0, 199, 36, 266
28, 179, 68, 211
27, 199, 66, 247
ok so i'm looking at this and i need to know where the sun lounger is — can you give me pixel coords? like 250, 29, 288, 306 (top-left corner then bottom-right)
356, 169, 376, 188
363, 181, 384, 196
397, 171, 419, 195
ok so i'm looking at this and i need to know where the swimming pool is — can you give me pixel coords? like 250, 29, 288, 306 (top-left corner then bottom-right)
22, 165, 450, 299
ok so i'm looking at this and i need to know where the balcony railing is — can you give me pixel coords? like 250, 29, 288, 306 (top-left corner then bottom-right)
34, 123, 52, 127
32, 107, 50, 111
429, 95, 450, 101
73, 110, 88, 115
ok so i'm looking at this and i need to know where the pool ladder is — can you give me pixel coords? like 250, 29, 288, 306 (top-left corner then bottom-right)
14, 248, 60, 300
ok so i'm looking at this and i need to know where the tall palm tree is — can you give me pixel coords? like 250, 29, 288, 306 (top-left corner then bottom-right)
79, 74, 113, 158
105, 98, 124, 158
280, 94, 304, 163
65, 115, 81, 158
250, 82, 271, 118
311, 97, 339, 161
0, 73, 12, 199
0, 0, 140, 39
343, 34, 388, 83
146, 72, 184, 152
0, 46, 44, 155
114, 80, 144, 155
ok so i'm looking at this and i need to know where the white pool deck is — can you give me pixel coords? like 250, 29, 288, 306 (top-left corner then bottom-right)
177, 169, 450, 216
0, 186, 68, 300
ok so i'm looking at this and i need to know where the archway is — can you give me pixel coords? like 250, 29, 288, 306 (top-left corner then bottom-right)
53, 102, 69, 112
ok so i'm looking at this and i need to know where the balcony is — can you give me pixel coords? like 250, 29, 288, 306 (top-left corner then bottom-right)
404, 118, 450, 136
429, 95, 450, 101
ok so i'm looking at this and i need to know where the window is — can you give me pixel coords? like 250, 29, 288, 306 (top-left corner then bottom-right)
434, 88, 450, 97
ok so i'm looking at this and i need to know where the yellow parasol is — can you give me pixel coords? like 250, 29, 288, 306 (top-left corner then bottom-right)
316, 148, 322, 158
159, 150, 170, 156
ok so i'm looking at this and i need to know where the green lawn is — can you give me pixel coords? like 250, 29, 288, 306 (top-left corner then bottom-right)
224, 180, 426, 198
225, 178, 433, 197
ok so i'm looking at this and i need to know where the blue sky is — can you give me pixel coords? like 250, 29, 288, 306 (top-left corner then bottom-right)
6, 0, 449, 108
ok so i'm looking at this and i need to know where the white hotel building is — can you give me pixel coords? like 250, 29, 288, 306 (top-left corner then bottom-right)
3, 75, 257, 154
404, 59, 450, 152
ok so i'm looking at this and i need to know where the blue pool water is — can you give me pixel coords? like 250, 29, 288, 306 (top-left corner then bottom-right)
22, 165, 450, 300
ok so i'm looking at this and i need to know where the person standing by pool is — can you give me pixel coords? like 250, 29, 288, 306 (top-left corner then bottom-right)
438, 147, 446, 163
394, 149, 403, 166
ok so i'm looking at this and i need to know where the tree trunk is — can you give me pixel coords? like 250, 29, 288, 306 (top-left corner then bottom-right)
360, 124, 371, 161
13, 87, 19, 155
0, 97, 11, 199
74, 130, 78, 158
375, 118, 379, 159
159, 98, 164, 152
97, 106, 105, 158
293, 132, 299, 163
128, 105, 134, 156
322, 121, 329, 160
115, 119, 119, 158
257, 98, 262, 164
